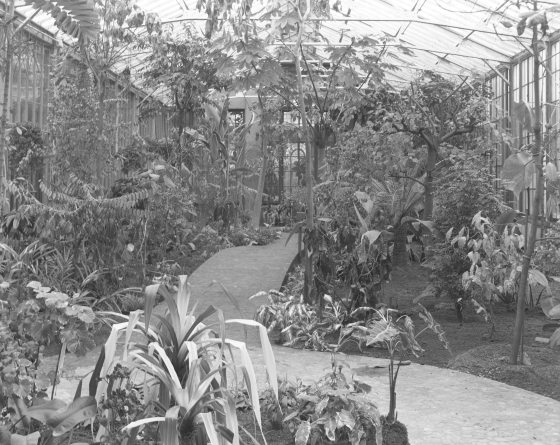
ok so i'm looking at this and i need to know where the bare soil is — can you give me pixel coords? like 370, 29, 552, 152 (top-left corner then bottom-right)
360, 263, 560, 401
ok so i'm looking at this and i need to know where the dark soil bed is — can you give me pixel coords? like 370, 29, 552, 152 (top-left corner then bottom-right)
237, 410, 294, 445
237, 410, 408, 445
333, 263, 560, 401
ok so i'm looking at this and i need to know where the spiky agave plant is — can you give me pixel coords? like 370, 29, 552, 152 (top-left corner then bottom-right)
95, 276, 278, 445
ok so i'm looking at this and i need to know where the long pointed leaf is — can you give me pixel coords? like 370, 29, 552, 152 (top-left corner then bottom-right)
46, 396, 97, 436
152, 314, 179, 352
181, 305, 217, 346
200, 413, 220, 445
144, 283, 159, 333
96, 322, 127, 402
176, 276, 192, 328
89, 346, 105, 397
73, 380, 83, 401
123, 417, 166, 431
211, 338, 263, 432
26, 399, 66, 423
124, 310, 142, 361
148, 343, 182, 389
226, 319, 278, 400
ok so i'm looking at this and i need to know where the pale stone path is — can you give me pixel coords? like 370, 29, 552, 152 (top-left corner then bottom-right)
44, 232, 560, 444
151, 232, 301, 345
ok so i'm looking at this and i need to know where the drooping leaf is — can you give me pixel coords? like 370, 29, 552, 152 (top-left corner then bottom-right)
549, 327, 560, 349
541, 295, 560, 319
445, 227, 453, 242
501, 152, 536, 198
294, 420, 311, 445
144, 283, 160, 332
528, 269, 549, 289
8, 432, 40, 445
89, 346, 105, 397
46, 396, 97, 436
361, 230, 382, 246
226, 319, 278, 400
354, 191, 374, 214
324, 416, 337, 441
26, 399, 67, 423
545, 162, 558, 180
517, 16, 527, 35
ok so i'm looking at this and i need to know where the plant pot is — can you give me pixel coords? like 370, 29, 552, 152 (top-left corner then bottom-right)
180, 422, 207, 445
378, 417, 410, 445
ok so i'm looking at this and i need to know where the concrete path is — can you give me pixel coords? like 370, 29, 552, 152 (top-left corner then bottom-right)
246, 346, 560, 445
152, 232, 300, 346
43, 232, 560, 444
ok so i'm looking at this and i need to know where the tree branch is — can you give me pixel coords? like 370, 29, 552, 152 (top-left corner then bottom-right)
300, 45, 322, 111
389, 174, 426, 188
322, 39, 354, 112
440, 76, 468, 106
441, 125, 475, 142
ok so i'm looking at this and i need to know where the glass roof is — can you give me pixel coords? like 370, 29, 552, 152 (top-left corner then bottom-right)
9, 0, 560, 93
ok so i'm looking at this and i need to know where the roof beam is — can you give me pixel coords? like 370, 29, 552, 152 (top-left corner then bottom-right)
150, 16, 533, 40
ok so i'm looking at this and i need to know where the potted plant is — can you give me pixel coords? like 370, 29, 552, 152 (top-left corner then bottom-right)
340, 304, 450, 445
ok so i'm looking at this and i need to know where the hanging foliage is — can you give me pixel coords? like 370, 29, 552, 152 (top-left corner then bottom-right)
23, 0, 100, 42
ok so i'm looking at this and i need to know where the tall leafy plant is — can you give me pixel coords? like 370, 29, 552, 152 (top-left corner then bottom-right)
96, 276, 278, 444
0, 0, 99, 215
388, 73, 490, 218
501, 1, 557, 364
341, 304, 449, 431
355, 174, 432, 268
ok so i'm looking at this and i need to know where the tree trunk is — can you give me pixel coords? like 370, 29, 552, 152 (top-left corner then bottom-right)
96, 72, 106, 182
387, 360, 397, 423
294, 4, 314, 304
0, 0, 14, 215
313, 139, 319, 182
392, 223, 408, 267
511, 16, 544, 364
251, 139, 268, 229
424, 144, 437, 219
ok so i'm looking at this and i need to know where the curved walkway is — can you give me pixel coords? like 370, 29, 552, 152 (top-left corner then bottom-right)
46, 232, 560, 444
152, 232, 300, 345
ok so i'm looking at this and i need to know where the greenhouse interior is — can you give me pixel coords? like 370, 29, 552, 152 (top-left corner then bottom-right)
1, 1, 560, 444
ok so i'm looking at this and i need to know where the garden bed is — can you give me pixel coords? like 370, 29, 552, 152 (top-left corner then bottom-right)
334, 263, 560, 401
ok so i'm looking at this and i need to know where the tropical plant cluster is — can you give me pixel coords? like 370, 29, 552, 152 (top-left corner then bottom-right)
2, 0, 560, 443
0, 276, 280, 445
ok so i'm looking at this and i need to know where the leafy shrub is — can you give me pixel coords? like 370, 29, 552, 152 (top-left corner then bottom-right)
8, 124, 47, 180
443, 212, 554, 328
0, 259, 99, 439
226, 227, 280, 247
431, 157, 506, 300
96, 364, 159, 444
260, 378, 300, 430
533, 221, 560, 278
433, 155, 504, 233
285, 358, 382, 445
0, 274, 97, 356
282, 264, 305, 297
429, 243, 471, 300
48, 69, 113, 183
252, 290, 351, 351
